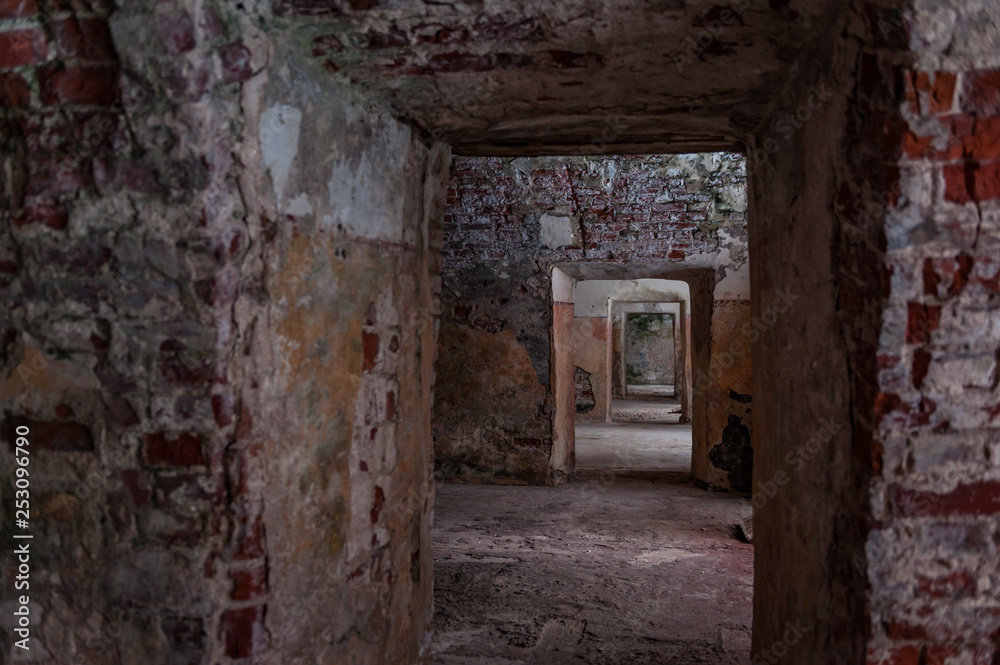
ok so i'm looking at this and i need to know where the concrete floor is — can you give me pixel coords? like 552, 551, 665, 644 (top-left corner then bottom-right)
431, 422, 754, 665
575, 421, 692, 473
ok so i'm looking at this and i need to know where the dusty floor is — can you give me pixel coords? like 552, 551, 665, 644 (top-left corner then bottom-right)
431, 422, 754, 665
576, 421, 692, 472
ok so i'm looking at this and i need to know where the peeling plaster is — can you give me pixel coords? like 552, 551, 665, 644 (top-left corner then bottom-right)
323, 109, 412, 242
540, 213, 577, 249
260, 104, 303, 211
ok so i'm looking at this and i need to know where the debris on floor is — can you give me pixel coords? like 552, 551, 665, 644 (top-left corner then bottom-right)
433, 479, 754, 664
736, 517, 754, 544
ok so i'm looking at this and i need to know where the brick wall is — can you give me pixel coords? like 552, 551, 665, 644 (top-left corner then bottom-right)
0, 3, 450, 662
442, 155, 739, 267
863, 2, 1000, 661
0, 1, 268, 661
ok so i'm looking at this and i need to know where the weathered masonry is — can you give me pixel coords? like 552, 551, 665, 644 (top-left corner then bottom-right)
433, 153, 751, 490
0, 1, 998, 664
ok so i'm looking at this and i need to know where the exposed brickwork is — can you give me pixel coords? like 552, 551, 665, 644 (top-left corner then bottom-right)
442, 156, 738, 267
0, 0, 270, 662
859, 2, 1000, 662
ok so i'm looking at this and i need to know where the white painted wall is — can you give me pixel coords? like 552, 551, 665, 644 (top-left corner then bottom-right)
573, 279, 690, 316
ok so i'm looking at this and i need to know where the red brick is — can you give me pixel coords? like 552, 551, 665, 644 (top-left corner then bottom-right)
902, 115, 970, 161
884, 618, 928, 641
0, 28, 48, 68
362, 331, 378, 371
912, 348, 931, 389
905, 302, 941, 343
891, 480, 1000, 517
944, 160, 1000, 203
219, 42, 252, 83
229, 564, 267, 601
3, 418, 94, 452
952, 254, 974, 294
39, 64, 119, 106
963, 116, 1000, 159
923, 257, 940, 295
14, 199, 68, 230
51, 17, 115, 61
924, 645, 959, 665
902, 128, 934, 159
0, 0, 37, 18
870, 645, 920, 665
906, 71, 958, 116
874, 392, 902, 420
0, 71, 29, 107
878, 354, 900, 370
229, 501, 265, 560
370, 485, 384, 523
929, 72, 957, 113
963, 68, 1000, 115
926, 644, 996, 665
915, 570, 977, 599
144, 432, 205, 467
903, 71, 920, 115
221, 605, 266, 658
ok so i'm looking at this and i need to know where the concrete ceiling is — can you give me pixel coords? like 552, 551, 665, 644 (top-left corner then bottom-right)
273, 0, 843, 155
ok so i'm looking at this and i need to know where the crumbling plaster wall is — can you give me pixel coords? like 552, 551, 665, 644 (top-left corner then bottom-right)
434, 153, 751, 488
0, 3, 448, 664
236, 40, 450, 665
